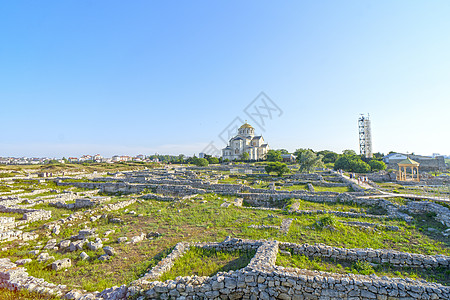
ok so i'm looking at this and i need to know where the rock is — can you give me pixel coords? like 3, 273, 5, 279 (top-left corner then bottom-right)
98, 254, 110, 261
44, 239, 58, 250
130, 234, 145, 243
59, 240, 71, 248
52, 258, 71, 271
103, 246, 115, 256
79, 252, 89, 260
76, 228, 97, 239
87, 241, 103, 251
37, 252, 54, 262
109, 218, 123, 224
146, 232, 161, 239
104, 230, 115, 236
64, 290, 83, 299
279, 250, 291, 256
117, 237, 128, 243
52, 225, 61, 235
69, 240, 87, 252
15, 259, 32, 265
28, 250, 40, 256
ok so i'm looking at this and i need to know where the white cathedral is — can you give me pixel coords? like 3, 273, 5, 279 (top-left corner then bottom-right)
222, 123, 269, 161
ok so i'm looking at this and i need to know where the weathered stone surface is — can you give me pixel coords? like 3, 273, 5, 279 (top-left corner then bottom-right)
15, 258, 32, 265
37, 252, 54, 262
103, 246, 115, 256
117, 237, 127, 243
51, 258, 71, 271
79, 252, 89, 260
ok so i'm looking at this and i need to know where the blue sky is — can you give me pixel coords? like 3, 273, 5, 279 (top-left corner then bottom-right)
1, 1, 449, 158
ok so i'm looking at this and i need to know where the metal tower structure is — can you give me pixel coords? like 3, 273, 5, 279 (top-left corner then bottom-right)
358, 114, 372, 159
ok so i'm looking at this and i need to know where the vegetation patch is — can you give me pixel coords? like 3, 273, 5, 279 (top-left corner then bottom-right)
159, 247, 255, 281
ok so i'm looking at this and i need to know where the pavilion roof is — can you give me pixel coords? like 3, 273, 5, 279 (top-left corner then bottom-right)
397, 157, 420, 165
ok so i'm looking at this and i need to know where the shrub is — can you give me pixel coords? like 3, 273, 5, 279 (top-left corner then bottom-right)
352, 260, 375, 275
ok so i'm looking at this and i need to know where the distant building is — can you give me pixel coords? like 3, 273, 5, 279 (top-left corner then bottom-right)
112, 155, 131, 162
383, 153, 447, 171
93, 154, 103, 162
222, 123, 269, 161
281, 154, 296, 162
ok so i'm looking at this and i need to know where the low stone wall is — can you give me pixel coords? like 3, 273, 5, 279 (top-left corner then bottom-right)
292, 209, 391, 220
403, 201, 450, 227
51, 196, 111, 210
0, 258, 66, 295
279, 243, 450, 269
0, 205, 51, 223
156, 184, 206, 196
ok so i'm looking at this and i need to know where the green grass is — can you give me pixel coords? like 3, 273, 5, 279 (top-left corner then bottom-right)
159, 247, 255, 281
278, 184, 308, 191
0, 288, 60, 300
313, 185, 353, 193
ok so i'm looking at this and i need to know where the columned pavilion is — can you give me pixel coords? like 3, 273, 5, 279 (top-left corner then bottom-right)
397, 157, 420, 182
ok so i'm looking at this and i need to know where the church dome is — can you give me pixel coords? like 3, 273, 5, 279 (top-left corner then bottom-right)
239, 123, 254, 129
238, 122, 255, 137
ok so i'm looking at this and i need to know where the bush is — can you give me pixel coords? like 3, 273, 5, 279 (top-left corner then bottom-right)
193, 158, 209, 167
207, 157, 219, 164
352, 260, 375, 275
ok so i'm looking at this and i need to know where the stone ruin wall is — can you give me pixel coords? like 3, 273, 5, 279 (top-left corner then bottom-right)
122, 239, 450, 299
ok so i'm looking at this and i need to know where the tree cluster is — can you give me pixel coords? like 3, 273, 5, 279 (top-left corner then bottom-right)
334, 152, 386, 173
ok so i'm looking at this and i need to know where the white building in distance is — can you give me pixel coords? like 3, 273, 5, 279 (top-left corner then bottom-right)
222, 123, 269, 161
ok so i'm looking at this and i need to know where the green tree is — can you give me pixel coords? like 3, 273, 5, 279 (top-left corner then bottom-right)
372, 152, 385, 159
352, 159, 371, 173
265, 162, 290, 177
297, 150, 324, 173
277, 149, 289, 154
207, 157, 219, 164
334, 155, 371, 173
266, 150, 283, 162
368, 160, 386, 171
240, 152, 250, 161
342, 149, 357, 156
317, 150, 339, 163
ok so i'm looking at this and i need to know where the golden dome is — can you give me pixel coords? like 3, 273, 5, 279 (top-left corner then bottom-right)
239, 123, 254, 129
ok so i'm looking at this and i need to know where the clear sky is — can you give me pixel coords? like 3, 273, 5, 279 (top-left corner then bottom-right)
1, 1, 449, 158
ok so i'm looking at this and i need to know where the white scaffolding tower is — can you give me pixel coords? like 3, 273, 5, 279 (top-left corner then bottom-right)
358, 114, 372, 158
